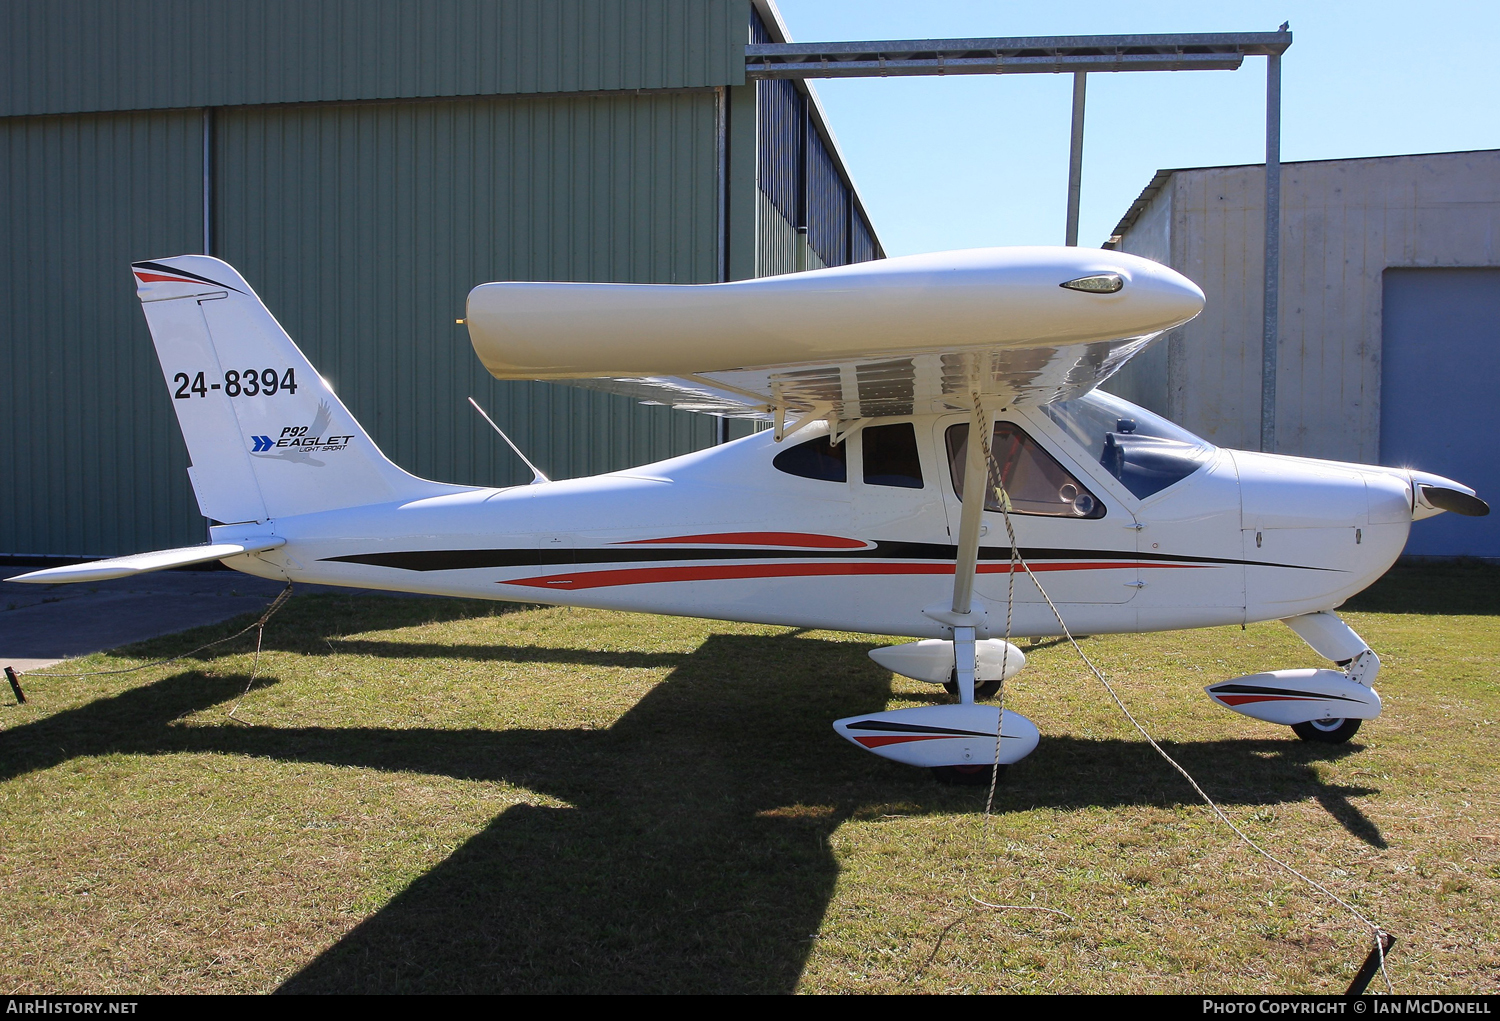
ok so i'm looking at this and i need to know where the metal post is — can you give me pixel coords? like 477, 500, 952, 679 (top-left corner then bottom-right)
1065, 72, 1086, 247
202, 108, 214, 256
1260, 54, 1281, 452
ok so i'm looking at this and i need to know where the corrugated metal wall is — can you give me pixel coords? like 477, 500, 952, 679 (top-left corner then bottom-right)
1, 0, 745, 117
0, 111, 206, 556
755, 78, 802, 225
850, 212, 877, 265
218, 93, 725, 493
0, 1, 884, 558
804, 128, 848, 267
750, 8, 878, 276
2, 92, 730, 557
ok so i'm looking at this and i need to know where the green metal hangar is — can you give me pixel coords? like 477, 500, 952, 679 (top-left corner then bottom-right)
0, 0, 883, 560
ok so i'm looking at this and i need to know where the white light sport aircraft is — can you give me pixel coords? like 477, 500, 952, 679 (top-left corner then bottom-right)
12, 250, 1488, 783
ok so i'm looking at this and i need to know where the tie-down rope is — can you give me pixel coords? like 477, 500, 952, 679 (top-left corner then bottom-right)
969, 404, 1391, 993
15, 582, 295, 681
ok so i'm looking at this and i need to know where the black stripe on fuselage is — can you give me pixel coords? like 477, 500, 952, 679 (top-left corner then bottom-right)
321, 541, 1334, 573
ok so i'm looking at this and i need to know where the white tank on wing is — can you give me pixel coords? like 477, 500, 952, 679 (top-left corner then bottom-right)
465, 247, 1205, 380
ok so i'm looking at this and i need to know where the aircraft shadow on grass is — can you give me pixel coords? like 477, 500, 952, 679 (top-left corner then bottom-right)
0, 632, 1385, 993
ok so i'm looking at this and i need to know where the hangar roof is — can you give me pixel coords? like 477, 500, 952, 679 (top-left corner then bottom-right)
1106, 147, 1500, 247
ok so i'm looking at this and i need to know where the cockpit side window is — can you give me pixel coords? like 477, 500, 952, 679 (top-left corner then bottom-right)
773, 434, 847, 483
946, 422, 1105, 519
861, 423, 924, 489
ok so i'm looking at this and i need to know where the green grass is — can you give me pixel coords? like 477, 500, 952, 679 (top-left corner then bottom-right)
1, 567, 1497, 994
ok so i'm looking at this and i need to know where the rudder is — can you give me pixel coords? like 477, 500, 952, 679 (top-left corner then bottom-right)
133, 255, 454, 523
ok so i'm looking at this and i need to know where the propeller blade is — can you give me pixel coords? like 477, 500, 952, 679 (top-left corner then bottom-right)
1419, 485, 1490, 517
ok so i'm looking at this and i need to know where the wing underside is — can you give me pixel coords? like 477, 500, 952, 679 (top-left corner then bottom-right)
566, 334, 1161, 421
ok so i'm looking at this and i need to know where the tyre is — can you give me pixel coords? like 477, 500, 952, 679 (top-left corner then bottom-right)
931, 763, 1006, 786
1291, 717, 1362, 744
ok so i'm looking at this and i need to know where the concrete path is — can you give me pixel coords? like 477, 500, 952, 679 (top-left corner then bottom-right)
0, 570, 415, 675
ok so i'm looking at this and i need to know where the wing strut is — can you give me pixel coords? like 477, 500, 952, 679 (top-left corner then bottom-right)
946, 402, 993, 705
468, 397, 549, 484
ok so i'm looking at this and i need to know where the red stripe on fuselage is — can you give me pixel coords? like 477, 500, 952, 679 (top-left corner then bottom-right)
504, 560, 1209, 590
616, 531, 869, 549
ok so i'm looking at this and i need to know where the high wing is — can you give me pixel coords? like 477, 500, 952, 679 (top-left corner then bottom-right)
465, 247, 1204, 424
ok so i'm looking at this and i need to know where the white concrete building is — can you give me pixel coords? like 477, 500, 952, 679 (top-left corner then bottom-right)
1105, 149, 1500, 557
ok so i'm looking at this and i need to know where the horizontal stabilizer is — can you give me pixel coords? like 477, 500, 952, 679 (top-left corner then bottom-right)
7, 538, 285, 584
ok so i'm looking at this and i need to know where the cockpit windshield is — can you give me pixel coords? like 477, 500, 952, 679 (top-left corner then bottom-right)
1041, 391, 1215, 500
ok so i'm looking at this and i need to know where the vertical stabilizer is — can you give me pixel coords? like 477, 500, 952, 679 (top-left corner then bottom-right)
133, 256, 456, 522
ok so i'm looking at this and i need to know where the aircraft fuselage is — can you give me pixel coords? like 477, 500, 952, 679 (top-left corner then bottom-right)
216, 398, 1422, 641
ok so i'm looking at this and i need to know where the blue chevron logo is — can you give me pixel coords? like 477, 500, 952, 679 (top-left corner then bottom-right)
250, 435, 273, 453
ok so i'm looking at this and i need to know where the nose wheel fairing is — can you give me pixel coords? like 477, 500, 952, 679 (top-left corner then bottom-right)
1204, 668, 1382, 726
1204, 612, 1382, 744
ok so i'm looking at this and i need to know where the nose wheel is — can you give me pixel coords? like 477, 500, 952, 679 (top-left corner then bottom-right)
1291, 717, 1362, 744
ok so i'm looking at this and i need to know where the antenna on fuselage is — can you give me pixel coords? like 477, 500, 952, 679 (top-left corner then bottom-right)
468, 396, 550, 485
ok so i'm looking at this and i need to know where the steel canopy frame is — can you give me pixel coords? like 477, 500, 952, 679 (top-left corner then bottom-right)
744, 32, 1288, 79
745, 28, 1292, 453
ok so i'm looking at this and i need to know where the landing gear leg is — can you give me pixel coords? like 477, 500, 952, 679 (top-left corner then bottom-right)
943, 672, 1002, 701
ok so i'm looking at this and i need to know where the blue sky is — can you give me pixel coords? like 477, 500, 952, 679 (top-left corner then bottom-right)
772, 1, 1500, 255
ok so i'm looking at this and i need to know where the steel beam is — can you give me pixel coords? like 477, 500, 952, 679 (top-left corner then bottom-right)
746, 30, 1290, 80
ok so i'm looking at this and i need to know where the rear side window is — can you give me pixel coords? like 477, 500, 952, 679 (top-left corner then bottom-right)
861, 423, 924, 489
947, 421, 1105, 519
773, 434, 847, 482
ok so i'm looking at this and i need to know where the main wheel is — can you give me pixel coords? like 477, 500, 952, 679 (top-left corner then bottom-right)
931, 763, 1007, 786
943, 679, 1002, 700
1291, 717, 1362, 744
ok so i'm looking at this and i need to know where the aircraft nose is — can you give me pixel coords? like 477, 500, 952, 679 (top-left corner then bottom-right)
1407, 469, 1490, 518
